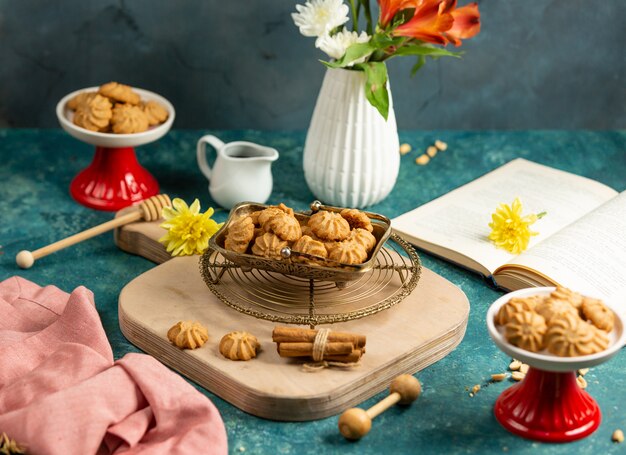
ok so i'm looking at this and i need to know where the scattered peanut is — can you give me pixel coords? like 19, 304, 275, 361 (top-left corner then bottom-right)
426, 146, 438, 158
509, 360, 522, 371
415, 154, 430, 165
519, 364, 529, 374
613, 429, 624, 443
399, 143, 412, 155
511, 371, 525, 381
491, 373, 507, 382
576, 375, 587, 389
434, 140, 448, 151
472, 384, 481, 394
578, 368, 589, 376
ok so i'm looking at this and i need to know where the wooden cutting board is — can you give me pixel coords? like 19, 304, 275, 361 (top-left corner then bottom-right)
116, 219, 470, 421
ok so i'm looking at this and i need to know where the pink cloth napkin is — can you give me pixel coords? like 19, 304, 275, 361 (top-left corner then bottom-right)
0, 276, 228, 455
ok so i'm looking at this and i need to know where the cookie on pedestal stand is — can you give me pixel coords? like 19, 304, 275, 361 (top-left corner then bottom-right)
56, 86, 175, 211
487, 287, 625, 443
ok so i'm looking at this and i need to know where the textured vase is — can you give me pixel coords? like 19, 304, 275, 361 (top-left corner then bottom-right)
303, 68, 400, 208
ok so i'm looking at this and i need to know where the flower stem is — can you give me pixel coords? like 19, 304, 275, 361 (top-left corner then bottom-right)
349, 0, 359, 32
360, 0, 373, 35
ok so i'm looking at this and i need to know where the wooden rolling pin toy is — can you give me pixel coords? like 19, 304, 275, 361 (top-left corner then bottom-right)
16, 194, 171, 269
338, 374, 421, 440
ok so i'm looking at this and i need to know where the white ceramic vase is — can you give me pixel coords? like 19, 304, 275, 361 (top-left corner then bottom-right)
303, 67, 400, 208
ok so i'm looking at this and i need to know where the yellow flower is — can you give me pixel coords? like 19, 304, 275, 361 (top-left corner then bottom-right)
488, 197, 544, 255
159, 198, 223, 256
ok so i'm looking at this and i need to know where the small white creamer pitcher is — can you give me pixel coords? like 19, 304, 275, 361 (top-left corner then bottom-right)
196, 135, 279, 209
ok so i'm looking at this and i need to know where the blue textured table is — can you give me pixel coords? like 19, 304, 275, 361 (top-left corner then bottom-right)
1, 129, 624, 454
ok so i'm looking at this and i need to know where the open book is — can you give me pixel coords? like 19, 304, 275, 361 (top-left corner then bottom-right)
392, 158, 626, 301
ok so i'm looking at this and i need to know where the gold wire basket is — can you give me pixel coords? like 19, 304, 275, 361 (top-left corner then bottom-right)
200, 230, 421, 326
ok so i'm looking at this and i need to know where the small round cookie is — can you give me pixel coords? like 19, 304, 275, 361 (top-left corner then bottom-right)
291, 235, 328, 264
545, 312, 609, 356
327, 241, 368, 265
309, 211, 351, 241
264, 212, 302, 242
251, 232, 289, 260
142, 100, 169, 126
167, 321, 209, 350
224, 216, 255, 253
73, 94, 112, 132
348, 228, 377, 253
535, 297, 578, 323
504, 310, 547, 352
111, 104, 149, 134
340, 208, 373, 232
67, 91, 96, 110
581, 297, 614, 332
551, 286, 584, 309
219, 331, 260, 361
99, 81, 140, 105
257, 207, 285, 227
495, 296, 543, 326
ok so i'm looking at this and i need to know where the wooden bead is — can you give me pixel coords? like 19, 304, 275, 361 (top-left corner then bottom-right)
389, 374, 421, 405
16, 250, 34, 269
338, 408, 371, 440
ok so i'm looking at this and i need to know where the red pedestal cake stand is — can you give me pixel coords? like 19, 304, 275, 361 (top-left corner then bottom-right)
487, 287, 625, 443
56, 86, 175, 211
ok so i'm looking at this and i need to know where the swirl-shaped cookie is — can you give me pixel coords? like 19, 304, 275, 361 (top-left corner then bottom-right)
495, 296, 543, 326
291, 235, 328, 264
308, 211, 351, 241
142, 100, 169, 126
340, 208, 373, 232
545, 312, 609, 356
551, 286, 584, 309
219, 331, 261, 361
251, 232, 288, 259
67, 91, 97, 110
504, 310, 547, 352
535, 297, 578, 323
327, 241, 368, 265
264, 212, 302, 242
99, 81, 140, 105
73, 94, 112, 132
111, 104, 149, 134
581, 297, 614, 332
257, 207, 285, 227
225, 216, 255, 253
167, 321, 209, 350
348, 228, 377, 253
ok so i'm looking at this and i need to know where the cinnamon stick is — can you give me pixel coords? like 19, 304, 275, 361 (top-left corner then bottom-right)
325, 349, 364, 363
277, 341, 354, 357
272, 326, 366, 348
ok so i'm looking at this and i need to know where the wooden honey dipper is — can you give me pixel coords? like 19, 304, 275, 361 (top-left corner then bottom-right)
16, 194, 171, 269
338, 374, 421, 440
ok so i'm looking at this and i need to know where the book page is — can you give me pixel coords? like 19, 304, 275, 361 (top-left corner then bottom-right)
503, 191, 626, 302
392, 159, 618, 274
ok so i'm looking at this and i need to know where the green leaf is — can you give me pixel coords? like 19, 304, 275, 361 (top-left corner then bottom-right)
325, 42, 376, 68
410, 55, 426, 77
393, 44, 462, 59
355, 61, 389, 120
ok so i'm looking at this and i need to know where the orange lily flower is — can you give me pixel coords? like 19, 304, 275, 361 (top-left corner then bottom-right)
378, 0, 419, 27
445, 2, 481, 46
392, 0, 455, 45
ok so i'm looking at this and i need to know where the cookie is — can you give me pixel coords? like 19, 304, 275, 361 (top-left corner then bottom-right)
348, 228, 377, 253
495, 296, 542, 326
111, 104, 149, 134
98, 81, 140, 105
72, 94, 112, 132
581, 297, 614, 332
340, 208, 373, 232
545, 312, 609, 356
308, 211, 351, 241
535, 297, 578, 323
142, 100, 169, 126
224, 216, 255, 253
251, 232, 288, 260
550, 286, 584, 309
504, 310, 547, 352
264, 212, 302, 242
327, 240, 368, 265
167, 321, 209, 350
219, 331, 260, 361
291, 235, 328, 264
67, 91, 96, 110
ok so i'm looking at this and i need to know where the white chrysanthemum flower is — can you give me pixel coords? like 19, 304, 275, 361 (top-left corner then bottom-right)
292, 0, 349, 39
317, 28, 372, 64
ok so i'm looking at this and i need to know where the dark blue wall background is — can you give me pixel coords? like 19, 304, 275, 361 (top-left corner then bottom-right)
0, 0, 624, 130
